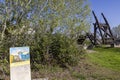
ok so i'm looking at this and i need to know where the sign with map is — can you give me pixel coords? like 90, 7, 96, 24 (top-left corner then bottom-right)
10, 47, 31, 80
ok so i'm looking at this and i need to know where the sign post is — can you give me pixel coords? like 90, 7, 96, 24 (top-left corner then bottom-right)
10, 47, 31, 80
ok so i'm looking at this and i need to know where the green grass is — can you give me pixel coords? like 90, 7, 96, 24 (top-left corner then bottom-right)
71, 72, 86, 80
87, 47, 120, 71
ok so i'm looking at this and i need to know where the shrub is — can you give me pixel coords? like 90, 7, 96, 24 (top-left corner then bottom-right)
31, 33, 80, 67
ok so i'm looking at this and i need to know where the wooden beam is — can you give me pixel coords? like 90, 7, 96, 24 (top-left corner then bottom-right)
101, 13, 114, 41
92, 11, 104, 44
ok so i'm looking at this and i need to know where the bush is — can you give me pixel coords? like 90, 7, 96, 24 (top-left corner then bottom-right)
0, 25, 82, 68
31, 33, 80, 67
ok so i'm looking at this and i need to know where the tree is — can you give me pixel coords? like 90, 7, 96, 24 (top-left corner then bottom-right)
0, 0, 91, 67
29, 0, 91, 66
31, 0, 91, 37
112, 25, 120, 39
0, 0, 90, 42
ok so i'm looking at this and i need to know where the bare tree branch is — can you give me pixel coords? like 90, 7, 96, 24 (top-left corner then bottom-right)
39, 0, 49, 16
1, 20, 7, 41
26, 0, 32, 7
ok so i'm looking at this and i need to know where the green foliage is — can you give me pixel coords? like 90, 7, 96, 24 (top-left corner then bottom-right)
0, 0, 91, 68
31, 33, 79, 67
49, 34, 79, 66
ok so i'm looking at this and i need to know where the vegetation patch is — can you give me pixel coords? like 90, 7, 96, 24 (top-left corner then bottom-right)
87, 47, 120, 71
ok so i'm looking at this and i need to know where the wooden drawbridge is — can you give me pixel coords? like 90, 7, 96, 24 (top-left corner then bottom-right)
78, 11, 115, 47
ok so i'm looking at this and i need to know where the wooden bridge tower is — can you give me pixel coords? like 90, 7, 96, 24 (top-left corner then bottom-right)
92, 11, 114, 46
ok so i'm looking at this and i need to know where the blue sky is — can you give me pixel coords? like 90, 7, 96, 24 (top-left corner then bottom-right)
10, 47, 29, 55
89, 0, 120, 28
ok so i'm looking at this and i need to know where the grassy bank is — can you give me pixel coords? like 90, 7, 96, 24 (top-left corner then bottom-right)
1, 47, 120, 80
87, 47, 120, 71
31, 47, 120, 80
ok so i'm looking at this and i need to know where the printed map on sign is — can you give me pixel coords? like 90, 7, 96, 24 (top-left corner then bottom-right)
10, 47, 31, 80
